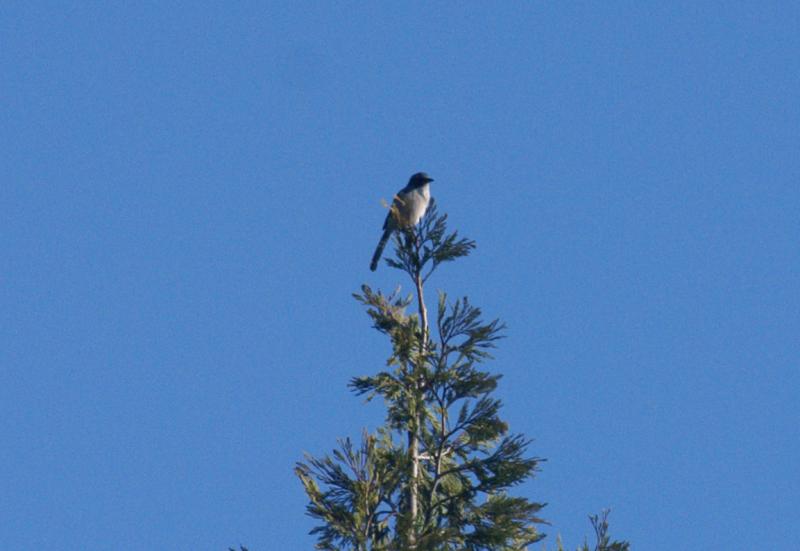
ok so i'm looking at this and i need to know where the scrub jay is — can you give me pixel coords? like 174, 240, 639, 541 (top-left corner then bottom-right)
370, 172, 434, 271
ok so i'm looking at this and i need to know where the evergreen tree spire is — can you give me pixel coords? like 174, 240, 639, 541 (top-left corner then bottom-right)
297, 203, 547, 550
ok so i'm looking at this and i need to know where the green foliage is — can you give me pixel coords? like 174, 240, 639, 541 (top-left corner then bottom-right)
582, 510, 629, 551
295, 430, 404, 550
384, 200, 476, 282
544, 510, 629, 551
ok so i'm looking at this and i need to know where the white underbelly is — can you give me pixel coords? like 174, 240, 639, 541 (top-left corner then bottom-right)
398, 185, 430, 227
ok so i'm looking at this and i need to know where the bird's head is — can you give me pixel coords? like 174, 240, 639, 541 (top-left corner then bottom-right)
409, 172, 434, 187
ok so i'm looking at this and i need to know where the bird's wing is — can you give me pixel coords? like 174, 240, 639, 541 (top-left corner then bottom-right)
382, 191, 407, 230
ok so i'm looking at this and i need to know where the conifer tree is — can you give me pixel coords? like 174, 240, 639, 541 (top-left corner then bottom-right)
295, 204, 629, 550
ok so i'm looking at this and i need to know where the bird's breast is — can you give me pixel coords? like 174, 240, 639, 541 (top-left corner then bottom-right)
387, 183, 431, 230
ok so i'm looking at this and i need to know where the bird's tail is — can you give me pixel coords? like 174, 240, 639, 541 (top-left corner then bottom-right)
370, 228, 393, 271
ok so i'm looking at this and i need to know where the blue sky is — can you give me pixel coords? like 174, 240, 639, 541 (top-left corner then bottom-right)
2, 2, 798, 549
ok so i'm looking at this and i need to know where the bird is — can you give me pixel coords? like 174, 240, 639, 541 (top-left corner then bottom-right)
370, 172, 434, 271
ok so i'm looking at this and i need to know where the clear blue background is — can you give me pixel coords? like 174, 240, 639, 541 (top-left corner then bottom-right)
2, 2, 798, 549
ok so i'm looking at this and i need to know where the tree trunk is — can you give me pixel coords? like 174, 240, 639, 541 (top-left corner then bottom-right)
408, 270, 428, 547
